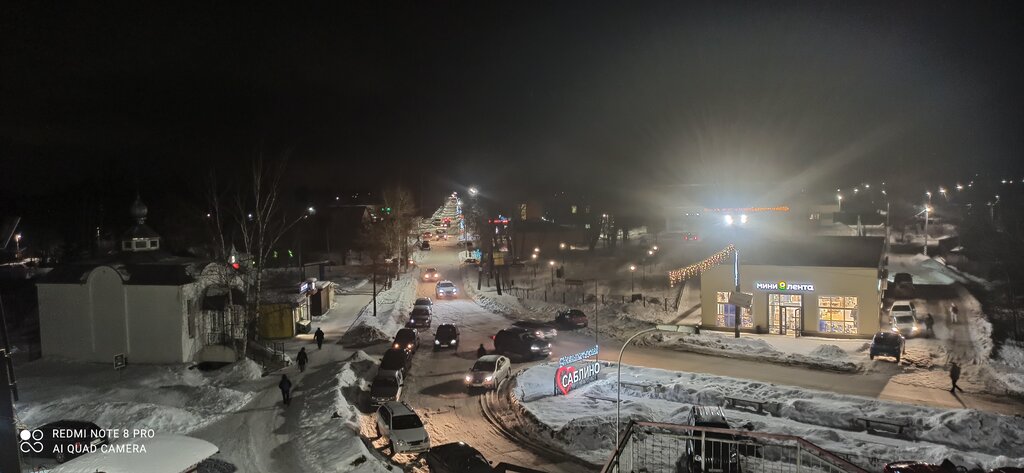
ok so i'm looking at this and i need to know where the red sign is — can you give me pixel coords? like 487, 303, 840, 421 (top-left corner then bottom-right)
553, 361, 601, 396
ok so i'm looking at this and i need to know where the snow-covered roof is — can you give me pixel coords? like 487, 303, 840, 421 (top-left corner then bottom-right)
47, 435, 219, 473
39, 253, 212, 286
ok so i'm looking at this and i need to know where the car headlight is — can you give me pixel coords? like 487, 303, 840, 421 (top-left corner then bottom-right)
434, 340, 440, 344
530, 345, 540, 351
485, 375, 493, 381
407, 343, 414, 349
465, 375, 473, 382
395, 439, 408, 446
393, 343, 401, 349
911, 326, 919, 332
451, 339, 457, 344
535, 331, 543, 337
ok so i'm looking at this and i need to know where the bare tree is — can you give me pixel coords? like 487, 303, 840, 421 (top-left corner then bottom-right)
200, 172, 246, 358
232, 157, 304, 356
380, 185, 417, 264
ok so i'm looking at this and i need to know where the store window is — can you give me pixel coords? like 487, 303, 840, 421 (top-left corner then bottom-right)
716, 291, 753, 328
818, 296, 858, 334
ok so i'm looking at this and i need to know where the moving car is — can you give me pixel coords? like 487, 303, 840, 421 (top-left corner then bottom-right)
370, 370, 404, 406
492, 327, 551, 360
376, 401, 431, 454
512, 320, 558, 340
682, 232, 700, 241
406, 307, 432, 329
20, 420, 109, 463
889, 301, 917, 319
414, 297, 433, 308
676, 406, 744, 473
434, 324, 460, 350
869, 331, 905, 362
436, 280, 458, 298
380, 348, 413, 374
555, 309, 589, 328
392, 328, 420, 353
423, 442, 495, 472
421, 241, 431, 251
423, 231, 433, 239
465, 355, 512, 390
422, 268, 441, 281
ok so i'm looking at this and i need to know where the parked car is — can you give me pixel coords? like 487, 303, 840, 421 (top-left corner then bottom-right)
20, 420, 110, 463
414, 297, 433, 308
465, 355, 512, 390
376, 401, 430, 454
434, 324, 460, 351
422, 268, 441, 281
884, 460, 965, 473
406, 307, 432, 329
423, 442, 495, 472
492, 327, 551, 360
889, 301, 917, 319
890, 273, 916, 299
681, 232, 700, 241
869, 331, 905, 362
421, 241, 431, 251
392, 328, 420, 353
380, 348, 413, 374
512, 320, 558, 340
370, 370, 404, 406
555, 309, 589, 329
676, 406, 744, 473
436, 280, 458, 298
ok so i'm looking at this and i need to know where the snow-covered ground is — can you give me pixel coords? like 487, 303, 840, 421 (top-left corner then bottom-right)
339, 274, 419, 347
513, 363, 1024, 470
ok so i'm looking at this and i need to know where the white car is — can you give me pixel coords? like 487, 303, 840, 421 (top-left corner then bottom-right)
436, 280, 458, 298
464, 355, 511, 390
376, 401, 430, 454
890, 301, 920, 337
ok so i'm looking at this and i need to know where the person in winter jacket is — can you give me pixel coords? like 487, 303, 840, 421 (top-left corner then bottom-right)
314, 328, 326, 349
949, 362, 963, 393
477, 344, 487, 358
297, 347, 309, 372
279, 374, 293, 406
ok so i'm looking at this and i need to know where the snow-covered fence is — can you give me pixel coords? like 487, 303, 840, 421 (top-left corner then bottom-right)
604, 420, 868, 473
505, 285, 680, 313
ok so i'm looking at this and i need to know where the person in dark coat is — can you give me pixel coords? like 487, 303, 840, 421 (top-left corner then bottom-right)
477, 344, 487, 358
297, 347, 309, 373
925, 313, 935, 338
279, 374, 293, 406
949, 362, 963, 393
314, 328, 325, 349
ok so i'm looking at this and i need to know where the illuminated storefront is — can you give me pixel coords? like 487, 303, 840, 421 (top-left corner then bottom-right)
699, 237, 885, 338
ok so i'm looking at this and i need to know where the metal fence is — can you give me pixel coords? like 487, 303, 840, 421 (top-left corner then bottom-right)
603, 421, 868, 473
504, 285, 681, 312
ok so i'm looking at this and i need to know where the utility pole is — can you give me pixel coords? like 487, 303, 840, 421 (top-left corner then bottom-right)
372, 264, 377, 318
734, 249, 741, 339
1, 294, 23, 473
923, 205, 930, 257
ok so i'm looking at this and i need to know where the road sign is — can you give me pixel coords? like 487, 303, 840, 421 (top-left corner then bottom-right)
565, 279, 584, 286
114, 353, 127, 370
728, 291, 753, 309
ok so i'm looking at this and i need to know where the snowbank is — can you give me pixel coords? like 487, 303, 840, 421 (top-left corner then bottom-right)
514, 363, 1024, 470
292, 351, 392, 473
15, 360, 258, 435
339, 275, 418, 347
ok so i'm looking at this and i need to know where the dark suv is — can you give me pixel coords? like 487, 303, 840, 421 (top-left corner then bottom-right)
676, 406, 743, 473
434, 324, 460, 351
380, 348, 413, 374
493, 327, 551, 360
869, 331, 905, 362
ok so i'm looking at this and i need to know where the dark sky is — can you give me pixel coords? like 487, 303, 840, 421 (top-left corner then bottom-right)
2, 1, 1023, 199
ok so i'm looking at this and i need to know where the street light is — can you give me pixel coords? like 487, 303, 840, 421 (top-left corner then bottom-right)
723, 215, 734, 226
616, 325, 692, 442
837, 194, 843, 211
468, 186, 479, 196
629, 265, 636, 292
13, 233, 22, 257
549, 260, 556, 286
922, 205, 933, 256
531, 253, 538, 278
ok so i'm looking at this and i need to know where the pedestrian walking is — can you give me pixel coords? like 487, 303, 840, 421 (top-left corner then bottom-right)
949, 362, 963, 393
925, 313, 935, 338
476, 344, 487, 359
297, 347, 309, 373
314, 327, 325, 350
279, 374, 293, 406
948, 302, 959, 324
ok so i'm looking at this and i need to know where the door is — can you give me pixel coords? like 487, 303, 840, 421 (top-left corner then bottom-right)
768, 294, 803, 335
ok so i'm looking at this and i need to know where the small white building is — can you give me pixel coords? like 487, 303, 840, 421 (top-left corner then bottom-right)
36, 198, 244, 364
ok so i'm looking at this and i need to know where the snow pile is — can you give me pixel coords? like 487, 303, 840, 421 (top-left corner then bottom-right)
998, 340, 1024, 370
15, 361, 257, 435
514, 363, 1024, 470
808, 344, 848, 359
340, 275, 418, 347
292, 352, 392, 473
212, 358, 264, 384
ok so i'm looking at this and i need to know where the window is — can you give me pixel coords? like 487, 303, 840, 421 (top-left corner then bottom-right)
716, 291, 752, 328
818, 296, 858, 334
134, 240, 147, 249
149, 239, 159, 248
571, 205, 578, 214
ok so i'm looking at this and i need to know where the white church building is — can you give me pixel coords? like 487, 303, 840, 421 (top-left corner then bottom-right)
36, 197, 244, 364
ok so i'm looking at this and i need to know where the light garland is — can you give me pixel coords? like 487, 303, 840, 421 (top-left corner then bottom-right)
668, 244, 735, 287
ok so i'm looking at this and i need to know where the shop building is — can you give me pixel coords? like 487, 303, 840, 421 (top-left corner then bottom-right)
699, 237, 886, 338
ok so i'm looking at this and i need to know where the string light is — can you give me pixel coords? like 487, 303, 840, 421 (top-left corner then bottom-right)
668, 244, 735, 287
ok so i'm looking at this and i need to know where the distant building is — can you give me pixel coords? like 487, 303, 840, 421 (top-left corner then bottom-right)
36, 197, 244, 364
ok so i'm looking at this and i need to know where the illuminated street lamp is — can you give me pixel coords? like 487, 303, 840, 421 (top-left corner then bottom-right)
837, 194, 843, 211
629, 264, 637, 292
14, 233, 22, 257
956, 184, 964, 191
531, 253, 538, 278
923, 205, 933, 256
652, 245, 658, 251
549, 260, 556, 287
468, 186, 479, 196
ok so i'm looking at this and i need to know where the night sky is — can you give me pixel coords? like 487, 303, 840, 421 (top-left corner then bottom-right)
2, 1, 1023, 199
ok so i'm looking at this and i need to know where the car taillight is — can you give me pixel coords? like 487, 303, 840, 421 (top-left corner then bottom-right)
491, 335, 496, 340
